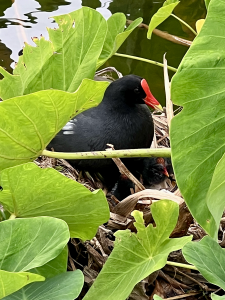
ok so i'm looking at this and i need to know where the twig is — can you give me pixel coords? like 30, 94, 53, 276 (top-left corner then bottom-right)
163, 54, 174, 128
117, 189, 184, 206
126, 19, 192, 47
106, 144, 145, 191
175, 268, 209, 291
157, 292, 202, 300
167, 261, 197, 270
159, 270, 189, 289
42, 148, 171, 160
171, 14, 197, 36
95, 67, 123, 78
114, 53, 177, 73
93, 237, 108, 258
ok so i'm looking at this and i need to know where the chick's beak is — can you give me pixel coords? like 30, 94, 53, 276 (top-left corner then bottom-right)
163, 167, 169, 177
141, 79, 163, 112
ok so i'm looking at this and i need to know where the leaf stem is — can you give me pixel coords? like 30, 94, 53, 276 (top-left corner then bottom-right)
114, 53, 177, 73
166, 260, 198, 270
171, 14, 197, 36
9, 213, 16, 220
42, 148, 171, 159
0, 209, 6, 220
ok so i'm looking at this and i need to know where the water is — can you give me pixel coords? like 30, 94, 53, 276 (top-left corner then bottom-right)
0, 0, 206, 104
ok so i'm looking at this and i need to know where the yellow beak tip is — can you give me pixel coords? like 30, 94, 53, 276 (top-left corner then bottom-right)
155, 104, 163, 112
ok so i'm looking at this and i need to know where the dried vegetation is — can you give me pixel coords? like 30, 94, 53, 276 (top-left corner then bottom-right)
35, 106, 220, 300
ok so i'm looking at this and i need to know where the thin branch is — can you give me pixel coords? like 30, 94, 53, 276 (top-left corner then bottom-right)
126, 19, 192, 47
167, 260, 198, 270
163, 54, 174, 128
42, 148, 171, 160
114, 53, 177, 73
159, 292, 202, 300
171, 14, 197, 36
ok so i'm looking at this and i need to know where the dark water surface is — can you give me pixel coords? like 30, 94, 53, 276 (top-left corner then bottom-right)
0, 0, 206, 104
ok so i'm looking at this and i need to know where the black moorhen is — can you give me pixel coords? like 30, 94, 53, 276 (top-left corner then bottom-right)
111, 174, 135, 201
48, 75, 162, 185
112, 157, 171, 201
139, 157, 170, 187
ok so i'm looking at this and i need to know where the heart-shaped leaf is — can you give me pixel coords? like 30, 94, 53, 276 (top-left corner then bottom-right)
0, 217, 69, 272
3, 270, 84, 300
0, 79, 109, 171
0, 270, 44, 299
183, 236, 225, 290
29, 247, 68, 279
170, 0, 225, 238
147, 0, 180, 39
97, 14, 142, 68
0, 7, 107, 100
84, 200, 191, 300
0, 163, 109, 240
0, 7, 141, 101
206, 154, 225, 236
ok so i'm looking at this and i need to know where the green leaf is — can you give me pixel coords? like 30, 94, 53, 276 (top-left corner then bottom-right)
153, 296, 163, 300
170, 0, 225, 238
0, 217, 69, 272
183, 236, 225, 290
0, 163, 109, 240
147, 0, 180, 39
2, 270, 84, 300
0, 7, 107, 99
0, 79, 109, 171
29, 247, 68, 279
97, 14, 142, 69
0, 270, 44, 299
206, 154, 225, 235
84, 200, 191, 300
205, 0, 211, 9
211, 295, 225, 300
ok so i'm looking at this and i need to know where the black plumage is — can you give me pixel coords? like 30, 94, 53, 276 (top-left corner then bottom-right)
48, 75, 162, 180
112, 157, 171, 201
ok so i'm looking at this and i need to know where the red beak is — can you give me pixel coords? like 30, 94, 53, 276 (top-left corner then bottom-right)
141, 79, 163, 112
163, 167, 169, 177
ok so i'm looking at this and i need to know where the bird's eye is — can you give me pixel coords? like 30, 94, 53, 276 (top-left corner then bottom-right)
134, 88, 139, 94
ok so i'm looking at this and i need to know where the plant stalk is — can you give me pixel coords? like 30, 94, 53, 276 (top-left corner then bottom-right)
114, 53, 177, 73
171, 14, 197, 36
42, 148, 171, 160
9, 214, 16, 220
167, 260, 198, 270
0, 209, 6, 220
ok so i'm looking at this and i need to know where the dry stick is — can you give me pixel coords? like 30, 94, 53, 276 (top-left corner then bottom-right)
126, 20, 192, 47
175, 268, 209, 291
158, 270, 189, 289
106, 144, 145, 191
119, 189, 184, 206
163, 54, 174, 128
158, 292, 202, 300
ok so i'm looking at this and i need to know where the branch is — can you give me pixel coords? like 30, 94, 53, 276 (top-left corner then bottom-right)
126, 19, 192, 47
42, 148, 171, 160
114, 53, 177, 73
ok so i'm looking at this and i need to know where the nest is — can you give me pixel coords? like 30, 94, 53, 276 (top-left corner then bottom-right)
35, 104, 219, 300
